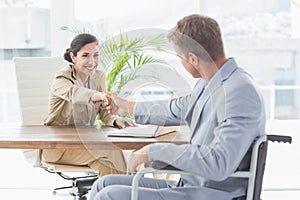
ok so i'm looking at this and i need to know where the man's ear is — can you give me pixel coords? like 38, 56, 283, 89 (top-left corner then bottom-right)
187, 52, 199, 66
70, 52, 76, 64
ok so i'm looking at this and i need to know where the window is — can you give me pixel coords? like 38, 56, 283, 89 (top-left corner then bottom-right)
204, 0, 300, 120
1, 0, 300, 123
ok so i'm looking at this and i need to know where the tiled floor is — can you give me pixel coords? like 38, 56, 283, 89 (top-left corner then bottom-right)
0, 120, 300, 199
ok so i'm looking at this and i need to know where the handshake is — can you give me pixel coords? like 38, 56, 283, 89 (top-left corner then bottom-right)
92, 91, 136, 128
103, 92, 134, 116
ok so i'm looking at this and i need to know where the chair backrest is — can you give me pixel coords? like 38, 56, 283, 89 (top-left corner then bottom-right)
14, 57, 67, 125
233, 135, 292, 200
252, 137, 268, 200
246, 135, 268, 200
230, 135, 272, 200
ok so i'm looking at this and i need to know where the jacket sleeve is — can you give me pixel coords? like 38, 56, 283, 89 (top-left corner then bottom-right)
45, 75, 99, 125
133, 79, 204, 125
98, 102, 115, 126
133, 94, 191, 126
51, 76, 96, 105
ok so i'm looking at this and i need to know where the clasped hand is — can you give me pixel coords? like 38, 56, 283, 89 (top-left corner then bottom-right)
92, 92, 135, 128
104, 92, 130, 115
91, 92, 126, 108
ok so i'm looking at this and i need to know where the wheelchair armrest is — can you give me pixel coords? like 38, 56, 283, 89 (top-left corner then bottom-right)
131, 163, 192, 200
151, 161, 181, 171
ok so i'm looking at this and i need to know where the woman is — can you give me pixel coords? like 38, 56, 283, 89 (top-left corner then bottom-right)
44, 33, 134, 176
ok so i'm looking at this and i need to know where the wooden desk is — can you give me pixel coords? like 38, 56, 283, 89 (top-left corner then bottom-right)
0, 125, 189, 150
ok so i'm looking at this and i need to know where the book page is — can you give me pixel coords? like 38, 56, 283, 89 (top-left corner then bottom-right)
122, 124, 159, 135
107, 124, 159, 137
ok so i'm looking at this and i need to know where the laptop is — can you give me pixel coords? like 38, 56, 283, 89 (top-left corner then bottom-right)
106, 124, 179, 138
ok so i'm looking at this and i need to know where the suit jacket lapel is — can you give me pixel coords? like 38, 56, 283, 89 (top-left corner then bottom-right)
188, 72, 223, 139
187, 58, 239, 140
89, 75, 96, 90
185, 80, 206, 125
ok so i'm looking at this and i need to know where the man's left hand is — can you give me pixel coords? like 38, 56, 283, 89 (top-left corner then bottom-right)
129, 145, 151, 175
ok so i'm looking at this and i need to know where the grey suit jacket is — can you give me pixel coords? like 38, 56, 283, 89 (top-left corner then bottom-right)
134, 58, 266, 199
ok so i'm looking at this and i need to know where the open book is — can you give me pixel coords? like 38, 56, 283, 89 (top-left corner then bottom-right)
106, 124, 179, 138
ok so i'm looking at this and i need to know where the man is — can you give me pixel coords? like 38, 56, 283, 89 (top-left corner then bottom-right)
90, 14, 266, 200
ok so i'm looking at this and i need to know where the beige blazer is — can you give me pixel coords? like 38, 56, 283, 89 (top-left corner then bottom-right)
43, 65, 116, 162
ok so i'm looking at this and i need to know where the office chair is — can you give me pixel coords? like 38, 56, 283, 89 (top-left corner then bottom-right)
14, 57, 98, 200
131, 134, 292, 200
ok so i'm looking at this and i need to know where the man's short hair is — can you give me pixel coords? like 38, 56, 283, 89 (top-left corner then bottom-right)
168, 14, 225, 62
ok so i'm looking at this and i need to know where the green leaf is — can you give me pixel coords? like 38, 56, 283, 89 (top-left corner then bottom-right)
60, 25, 90, 34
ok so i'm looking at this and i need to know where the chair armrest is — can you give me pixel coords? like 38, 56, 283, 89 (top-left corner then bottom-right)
151, 161, 180, 170
230, 171, 252, 178
131, 163, 193, 200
